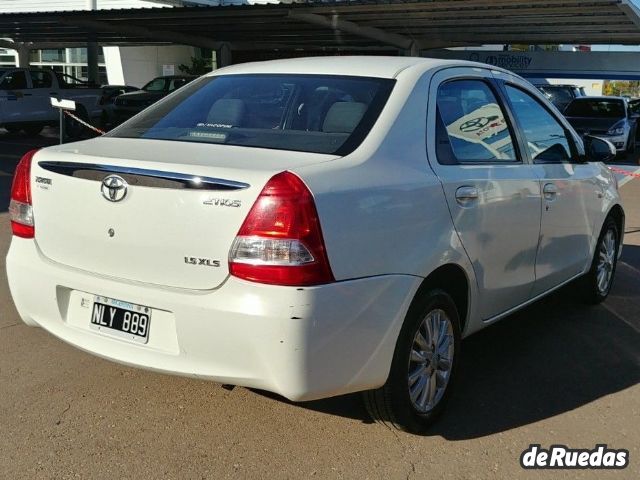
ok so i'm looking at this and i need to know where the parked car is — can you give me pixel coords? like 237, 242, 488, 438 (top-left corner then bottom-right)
100, 84, 139, 104
534, 83, 585, 112
564, 96, 637, 155
0, 68, 103, 136
6, 57, 624, 433
112, 75, 195, 123
98, 84, 139, 130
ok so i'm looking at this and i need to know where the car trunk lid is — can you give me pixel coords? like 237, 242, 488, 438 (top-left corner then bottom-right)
30, 138, 337, 290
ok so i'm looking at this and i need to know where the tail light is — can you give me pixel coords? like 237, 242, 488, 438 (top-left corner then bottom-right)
229, 171, 334, 286
9, 149, 38, 238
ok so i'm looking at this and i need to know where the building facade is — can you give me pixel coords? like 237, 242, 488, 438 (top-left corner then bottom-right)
0, 0, 220, 87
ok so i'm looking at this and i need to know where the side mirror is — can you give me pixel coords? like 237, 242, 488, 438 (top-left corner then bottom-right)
584, 135, 616, 163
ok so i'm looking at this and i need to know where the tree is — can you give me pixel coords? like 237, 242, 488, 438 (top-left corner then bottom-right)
178, 56, 212, 76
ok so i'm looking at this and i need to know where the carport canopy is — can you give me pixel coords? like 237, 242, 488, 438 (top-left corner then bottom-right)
1, 0, 640, 57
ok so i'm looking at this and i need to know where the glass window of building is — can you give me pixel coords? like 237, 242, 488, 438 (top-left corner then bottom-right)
41, 49, 66, 63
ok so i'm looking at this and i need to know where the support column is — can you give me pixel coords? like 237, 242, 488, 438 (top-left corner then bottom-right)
217, 43, 232, 68
87, 36, 99, 85
404, 41, 421, 57
86, 0, 99, 85
16, 46, 30, 68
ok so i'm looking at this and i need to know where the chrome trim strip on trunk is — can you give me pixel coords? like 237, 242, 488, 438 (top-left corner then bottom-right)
37, 161, 250, 191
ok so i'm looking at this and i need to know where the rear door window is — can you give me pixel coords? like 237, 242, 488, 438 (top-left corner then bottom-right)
436, 79, 517, 163
110, 74, 395, 155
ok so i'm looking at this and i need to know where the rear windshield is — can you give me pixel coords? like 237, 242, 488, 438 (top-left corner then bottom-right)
143, 78, 169, 92
565, 99, 625, 118
109, 74, 395, 155
537, 86, 574, 105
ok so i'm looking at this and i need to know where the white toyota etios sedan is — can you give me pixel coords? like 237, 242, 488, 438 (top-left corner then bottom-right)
7, 57, 624, 433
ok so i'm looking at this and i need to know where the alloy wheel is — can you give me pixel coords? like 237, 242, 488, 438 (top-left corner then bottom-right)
596, 228, 617, 295
407, 308, 454, 413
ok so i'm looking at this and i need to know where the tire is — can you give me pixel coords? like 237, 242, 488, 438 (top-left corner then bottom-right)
580, 216, 619, 304
362, 289, 461, 433
23, 124, 43, 136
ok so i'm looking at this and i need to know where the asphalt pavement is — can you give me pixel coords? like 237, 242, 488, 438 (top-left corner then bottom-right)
0, 128, 639, 479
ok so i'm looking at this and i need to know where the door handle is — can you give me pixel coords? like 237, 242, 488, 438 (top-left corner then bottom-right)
455, 186, 479, 205
543, 183, 558, 200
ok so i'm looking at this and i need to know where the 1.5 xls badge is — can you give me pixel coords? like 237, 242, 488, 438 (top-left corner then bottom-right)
184, 256, 221, 267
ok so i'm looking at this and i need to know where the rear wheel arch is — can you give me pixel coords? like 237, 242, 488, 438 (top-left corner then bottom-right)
607, 204, 625, 239
413, 263, 470, 334
363, 268, 468, 432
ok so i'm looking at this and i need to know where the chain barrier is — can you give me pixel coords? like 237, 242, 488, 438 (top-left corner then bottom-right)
63, 110, 106, 135
608, 166, 640, 179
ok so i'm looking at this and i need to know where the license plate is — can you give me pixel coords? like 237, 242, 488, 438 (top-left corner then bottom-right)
90, 296, 151, 344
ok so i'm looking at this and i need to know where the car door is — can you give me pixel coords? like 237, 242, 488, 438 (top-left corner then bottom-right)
0, 70, 38, 123
28, 70, 58, 122
497, 75, 603, 296
427, 67, 542, 321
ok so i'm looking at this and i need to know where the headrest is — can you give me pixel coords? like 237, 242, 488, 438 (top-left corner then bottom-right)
322, 102, 367, 134
207, 99, 245, 127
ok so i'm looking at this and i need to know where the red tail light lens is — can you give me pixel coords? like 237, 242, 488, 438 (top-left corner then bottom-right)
9, 149, 38, 238
229, 171, 334, 286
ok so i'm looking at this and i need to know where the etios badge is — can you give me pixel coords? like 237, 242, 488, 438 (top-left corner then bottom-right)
101, 175, 128, 202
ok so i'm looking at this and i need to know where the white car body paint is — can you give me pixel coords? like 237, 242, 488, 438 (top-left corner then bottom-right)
6, 57, 623, 401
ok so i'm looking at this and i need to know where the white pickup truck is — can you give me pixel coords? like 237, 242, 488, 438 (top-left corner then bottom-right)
0, 68, 103, 136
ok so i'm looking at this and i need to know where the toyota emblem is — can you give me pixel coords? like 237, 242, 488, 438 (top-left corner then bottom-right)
101, 175, 128, 202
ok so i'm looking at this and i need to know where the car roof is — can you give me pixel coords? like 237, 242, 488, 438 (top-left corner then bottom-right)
534, 84, 581, 88
570, 96, 626, 101
207, 56, 500, 79
151, 75, 194, 80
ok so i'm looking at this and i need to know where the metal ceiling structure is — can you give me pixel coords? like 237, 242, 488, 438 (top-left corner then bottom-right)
1, 0, 640, 55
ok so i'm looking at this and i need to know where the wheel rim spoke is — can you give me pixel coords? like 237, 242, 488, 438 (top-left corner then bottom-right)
408, 364, 426, 386
426, 370, 438, 407
414, 331, 429, 352
410, 349, 426, 363
437, 356, 451, 370
417, 376, 430, 409
410, 374, 428, 404
431, 312, 440, 347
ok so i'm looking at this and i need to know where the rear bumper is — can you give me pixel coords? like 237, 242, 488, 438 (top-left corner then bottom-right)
6, 238, 419, 401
